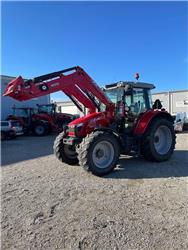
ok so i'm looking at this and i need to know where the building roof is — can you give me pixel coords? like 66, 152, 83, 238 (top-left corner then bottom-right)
153, 89, 188, 94
0, 75, 16, 79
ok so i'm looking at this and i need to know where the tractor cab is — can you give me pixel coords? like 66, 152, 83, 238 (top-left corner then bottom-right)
12, 107, 36, 117
37, 103, 56, 116
104, 82, 155, 132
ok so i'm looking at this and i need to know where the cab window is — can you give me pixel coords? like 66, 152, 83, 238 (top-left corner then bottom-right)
105, 89, 118, 103
131, 88, 147, 114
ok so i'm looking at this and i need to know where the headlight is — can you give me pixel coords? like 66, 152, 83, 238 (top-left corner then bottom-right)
75, 123, 83, 136
68, 123, 84, 137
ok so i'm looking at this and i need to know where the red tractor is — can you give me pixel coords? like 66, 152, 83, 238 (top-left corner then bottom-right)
7, 103, 77, 136
37, 103, 79, 133
4, 66, 176, 176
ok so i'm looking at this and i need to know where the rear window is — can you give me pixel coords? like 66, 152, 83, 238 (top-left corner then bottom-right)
1, 121, 9, 126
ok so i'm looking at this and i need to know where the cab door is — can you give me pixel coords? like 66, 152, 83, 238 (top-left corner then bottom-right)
131, 88, 149, 115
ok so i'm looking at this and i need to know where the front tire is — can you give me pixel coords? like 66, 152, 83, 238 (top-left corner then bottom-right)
33, 122, 48, 136
53, 132, 78, 165
141, 118, 176, 162
78, 131, 119, 176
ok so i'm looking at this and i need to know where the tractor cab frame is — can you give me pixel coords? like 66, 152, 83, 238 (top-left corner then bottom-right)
103, 82, 155, 133
104, 81, 154, 112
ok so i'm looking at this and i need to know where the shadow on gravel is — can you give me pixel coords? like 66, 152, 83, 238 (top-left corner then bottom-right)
1, 135, 56, 166
105, 150, 188, 179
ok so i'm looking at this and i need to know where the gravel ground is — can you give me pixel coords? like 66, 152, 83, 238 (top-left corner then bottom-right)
1, 133, 188, 250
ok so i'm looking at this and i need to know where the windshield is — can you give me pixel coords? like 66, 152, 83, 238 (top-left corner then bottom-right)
13, 108, 36, 117
105, 89, 118, 103
99, 88, 124, 111
13, 109, 28, 117
38, 105, 54, 114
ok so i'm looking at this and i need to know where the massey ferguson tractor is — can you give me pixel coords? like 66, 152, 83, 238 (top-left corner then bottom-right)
36, 103, 79, 133
6, 103, 77, 136
4, 66, 176, 176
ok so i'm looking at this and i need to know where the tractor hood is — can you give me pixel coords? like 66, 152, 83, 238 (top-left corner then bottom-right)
67, 111, 111, 137
68, 112, 105, 126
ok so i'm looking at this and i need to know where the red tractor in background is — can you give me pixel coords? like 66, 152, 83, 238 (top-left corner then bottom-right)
7, 103, 78, 136
37, 103, 79, 133
4, 66, 176, 176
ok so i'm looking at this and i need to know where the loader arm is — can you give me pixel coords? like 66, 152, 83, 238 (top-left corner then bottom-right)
4, 66, 113, 114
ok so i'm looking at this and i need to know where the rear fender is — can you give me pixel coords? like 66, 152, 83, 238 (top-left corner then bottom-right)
134, 110, 174, 135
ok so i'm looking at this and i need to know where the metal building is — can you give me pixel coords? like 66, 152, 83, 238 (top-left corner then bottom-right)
55, 89, 188, 118
1, 75, 50, 120
152, 90, 188, 116
56, 101, 83, 116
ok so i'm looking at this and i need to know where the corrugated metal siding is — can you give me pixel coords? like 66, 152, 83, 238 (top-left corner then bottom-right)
152, 90, 188, 114
1, 76, 50, 120
60, 105, 78, 114
170, 91, 188, 115
55, 90, 188, 117
152, 92, 170, 112
56, 101, 83, 116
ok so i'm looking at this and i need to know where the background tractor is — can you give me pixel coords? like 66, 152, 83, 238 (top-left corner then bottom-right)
37, 103, 79, 132
7, 103, 78, 136
4, 66, 176, 176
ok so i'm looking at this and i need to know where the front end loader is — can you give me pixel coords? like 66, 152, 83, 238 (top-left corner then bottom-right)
4, 66, 176, 176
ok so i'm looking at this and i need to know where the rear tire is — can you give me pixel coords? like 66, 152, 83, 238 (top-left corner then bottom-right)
141, 118, 176, 162
53, 132, 78, 165
78, 131, 119, 176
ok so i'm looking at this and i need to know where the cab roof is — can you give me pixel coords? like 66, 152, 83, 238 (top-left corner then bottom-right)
105, 81, 155, 90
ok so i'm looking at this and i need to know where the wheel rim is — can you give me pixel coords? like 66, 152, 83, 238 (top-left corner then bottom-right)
64, 145, 77, 159
35, 126, 44, 135
154, 125, 172, 155
92, 141, 114, 169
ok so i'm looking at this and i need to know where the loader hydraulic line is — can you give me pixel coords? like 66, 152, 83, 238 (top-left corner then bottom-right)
30, 67, 77, 83
4, 66, 114, 114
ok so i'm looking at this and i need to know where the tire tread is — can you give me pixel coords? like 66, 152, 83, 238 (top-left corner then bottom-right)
54, 132, 78, 165
141, 118, 176, 162
78, 131, 119, 176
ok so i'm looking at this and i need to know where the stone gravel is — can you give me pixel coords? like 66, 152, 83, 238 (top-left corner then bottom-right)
1, 133, 188, 250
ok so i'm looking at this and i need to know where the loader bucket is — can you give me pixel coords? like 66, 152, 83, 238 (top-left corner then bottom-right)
3, 76, 25, 101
